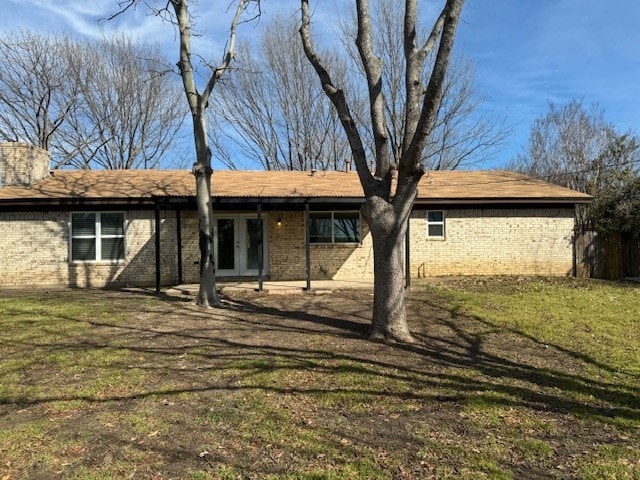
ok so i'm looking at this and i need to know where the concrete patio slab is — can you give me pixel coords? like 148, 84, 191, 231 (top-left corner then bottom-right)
166, 279, 374, 296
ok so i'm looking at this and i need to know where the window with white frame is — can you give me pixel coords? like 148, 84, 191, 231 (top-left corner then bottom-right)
309, 211, 360, 244
426, 210, 445, 238
70, 212, 125, 261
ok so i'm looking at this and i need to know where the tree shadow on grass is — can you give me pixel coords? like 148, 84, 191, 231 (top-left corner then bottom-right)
1, 288, 639, 428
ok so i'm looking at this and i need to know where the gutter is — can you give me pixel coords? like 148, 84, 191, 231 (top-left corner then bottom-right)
0, 197, 158, 211
0, 194, 592, 211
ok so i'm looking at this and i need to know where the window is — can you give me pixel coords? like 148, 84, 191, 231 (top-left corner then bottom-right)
70, 212, 125, 261
426, 210, 445, 238
310, 211, 360, 244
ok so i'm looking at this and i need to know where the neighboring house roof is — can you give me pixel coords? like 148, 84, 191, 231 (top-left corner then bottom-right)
0, 169, 592, 208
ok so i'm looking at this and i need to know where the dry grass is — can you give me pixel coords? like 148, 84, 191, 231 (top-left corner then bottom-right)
0, 277, 638, 479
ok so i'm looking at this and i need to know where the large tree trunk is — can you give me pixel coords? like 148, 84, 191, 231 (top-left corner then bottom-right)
300, 0, 463, 341
364, 199, 414, 343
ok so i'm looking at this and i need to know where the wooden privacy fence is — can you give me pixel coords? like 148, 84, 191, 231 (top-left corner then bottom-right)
575, 231, 640, 279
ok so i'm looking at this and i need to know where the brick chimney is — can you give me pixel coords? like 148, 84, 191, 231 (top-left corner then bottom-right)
0, 142, 50, 187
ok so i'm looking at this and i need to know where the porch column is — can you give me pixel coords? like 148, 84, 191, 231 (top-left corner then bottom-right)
257, 203, 264, 292
155, 201, 161, 295
405, 213, 411, 289
305, 203, 311, 291
176, 209, 183, 285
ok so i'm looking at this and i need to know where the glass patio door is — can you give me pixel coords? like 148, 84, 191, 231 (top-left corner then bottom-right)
243, 218, 262, 275
215, 217, 238, 276
214, 215, 268, 276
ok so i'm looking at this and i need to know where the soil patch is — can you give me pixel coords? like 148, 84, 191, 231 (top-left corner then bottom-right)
1, 281, 638, 479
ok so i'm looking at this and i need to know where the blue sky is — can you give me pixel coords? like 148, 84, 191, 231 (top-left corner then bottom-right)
1, 0, 638, 170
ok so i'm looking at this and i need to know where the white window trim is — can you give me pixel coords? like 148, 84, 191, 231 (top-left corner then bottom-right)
309, 211, 362, 245
69, 212, 127, 263
426, 210, 446, 239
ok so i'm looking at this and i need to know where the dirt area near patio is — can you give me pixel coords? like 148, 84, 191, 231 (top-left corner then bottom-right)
1, 280, 638, 479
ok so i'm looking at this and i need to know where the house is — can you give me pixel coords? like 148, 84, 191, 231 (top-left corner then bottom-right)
0, 142, 592, 289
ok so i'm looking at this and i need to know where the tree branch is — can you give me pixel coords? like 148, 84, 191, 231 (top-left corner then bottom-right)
404, 0, 464, 169
355, 0, 389, 178
299, 0, 375, 194
403, 1, 446, 159
201, 0, 251, 107
104, 0, 139, 21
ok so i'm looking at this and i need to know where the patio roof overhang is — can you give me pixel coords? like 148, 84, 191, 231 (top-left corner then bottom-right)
0, 192, 591, 213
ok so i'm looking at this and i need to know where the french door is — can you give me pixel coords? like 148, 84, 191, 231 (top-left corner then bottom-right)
214, 214, 268, 276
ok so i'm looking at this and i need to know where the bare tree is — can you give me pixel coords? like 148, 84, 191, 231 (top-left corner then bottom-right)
112, 0, 260, 306
0, 30, 82, 164
509, 99, 640, 229
425, 56, 511, 169
0, 30, 186, 170
511, 99, 629, 191
60, 34, 186, 169
211, 15, 351, 171
339, 0, 509, 170
300, 0, 464, 342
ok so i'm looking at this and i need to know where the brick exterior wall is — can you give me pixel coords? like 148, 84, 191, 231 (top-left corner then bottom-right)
268, 207, 576, 280
0, 206, 576, 288
179, 210, 201, 283
408, 208, 576, 277
268, 210, 374, 280
0, 210, 182, 288
0, 142, 50, 187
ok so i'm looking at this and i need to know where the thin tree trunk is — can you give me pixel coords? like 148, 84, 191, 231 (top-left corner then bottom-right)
193, 112, 219, 307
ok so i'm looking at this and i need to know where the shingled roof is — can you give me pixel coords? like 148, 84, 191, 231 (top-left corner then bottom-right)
0, 169, 592, 207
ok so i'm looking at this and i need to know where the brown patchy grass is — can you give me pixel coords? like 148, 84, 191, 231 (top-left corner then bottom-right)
0, 277, 639, 479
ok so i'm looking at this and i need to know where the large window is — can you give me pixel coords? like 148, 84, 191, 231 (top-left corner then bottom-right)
70, 212, 125, 261
426, 210, 445, 238
310, 211, 360, 244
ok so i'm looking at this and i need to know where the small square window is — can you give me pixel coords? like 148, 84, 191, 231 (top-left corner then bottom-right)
71, 213, 96, 236
427, 211, 443, 223
426, 210, 445, 238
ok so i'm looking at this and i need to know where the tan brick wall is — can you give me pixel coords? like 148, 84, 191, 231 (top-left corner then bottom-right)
268, 208, 576, 280
268, 210, 374, 280
0, 142, 50, 187
180, 210, 201, 283
0, 210, 182, 288
0, 206, 576, 288
409, 208, 575, 277
0, 211, 69, 286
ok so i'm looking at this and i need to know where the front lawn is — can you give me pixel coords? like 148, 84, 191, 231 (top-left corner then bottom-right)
0, 277, 638, 479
